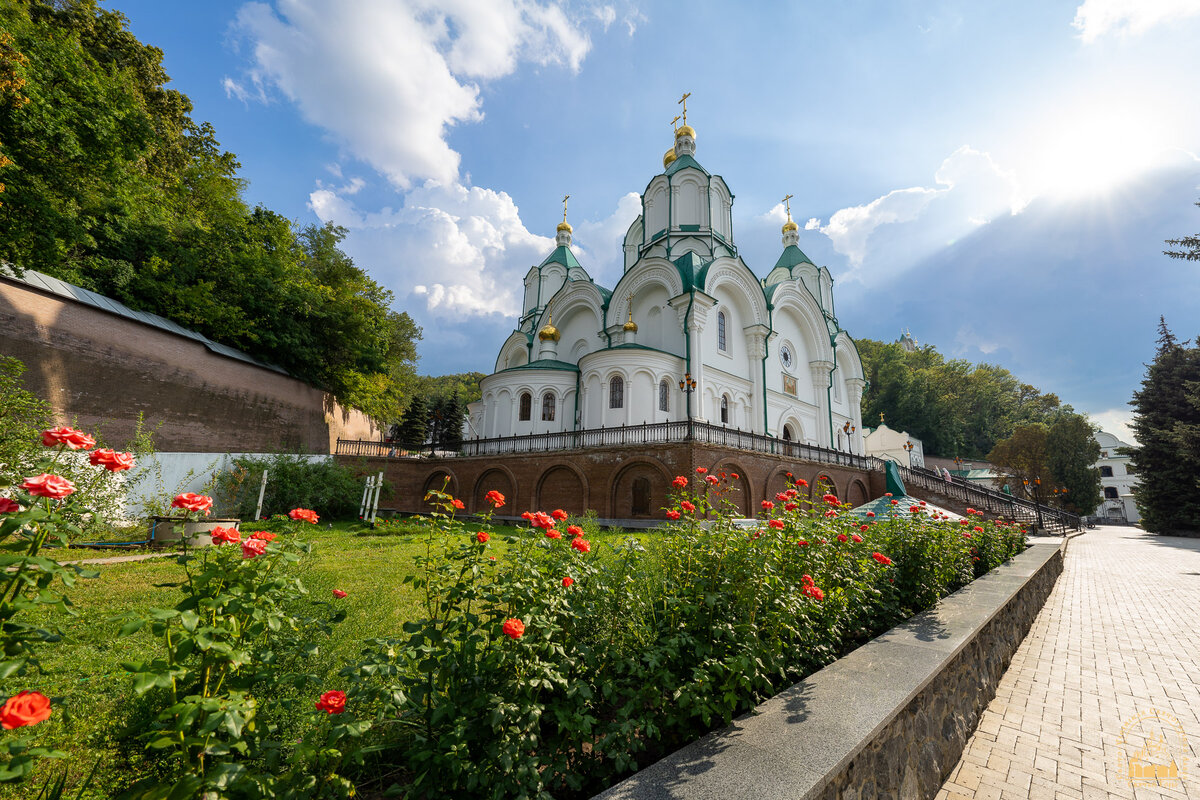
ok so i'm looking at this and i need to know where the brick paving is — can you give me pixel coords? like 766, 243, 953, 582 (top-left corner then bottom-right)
937, 526, 1200, 800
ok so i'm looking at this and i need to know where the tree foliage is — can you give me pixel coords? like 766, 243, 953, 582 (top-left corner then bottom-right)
0, 1, 420, 420
986, 416, 1101, 514
1164, 199, 1200, 261
856, 338, 1066, 458
1128, 318, 1200, 534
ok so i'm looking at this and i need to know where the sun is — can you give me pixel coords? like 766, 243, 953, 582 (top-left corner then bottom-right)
1025, 103, 1171, 199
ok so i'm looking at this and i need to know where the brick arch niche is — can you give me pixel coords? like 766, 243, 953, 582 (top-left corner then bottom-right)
610, 459, 671, 519
474, 468, 516, 514
846, 479, 869, 507
422, 470, 458, 506
814, 474, 838, 499
536, 465, 587, 516
711, 461, 751, 517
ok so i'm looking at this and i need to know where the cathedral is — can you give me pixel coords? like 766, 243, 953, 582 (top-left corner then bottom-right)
468, 112, 866, 453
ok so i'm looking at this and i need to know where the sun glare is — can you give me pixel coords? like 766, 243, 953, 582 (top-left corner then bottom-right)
1027, 106, 1169, 199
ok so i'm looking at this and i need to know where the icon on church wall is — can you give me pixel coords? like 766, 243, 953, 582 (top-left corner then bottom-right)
783, 375, 797, 397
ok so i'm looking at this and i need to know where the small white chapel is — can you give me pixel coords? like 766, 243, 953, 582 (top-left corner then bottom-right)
468, 103, 867, 452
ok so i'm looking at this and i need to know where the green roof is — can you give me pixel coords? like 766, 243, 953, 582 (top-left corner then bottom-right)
672, 250, 706, 291
496, 358, 580, 374
773, 244, 814, 271
664, 153, 709, 177
538, 246, 581, 270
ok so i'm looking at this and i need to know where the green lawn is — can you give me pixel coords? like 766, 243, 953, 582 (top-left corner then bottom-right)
3, 518, 646, 798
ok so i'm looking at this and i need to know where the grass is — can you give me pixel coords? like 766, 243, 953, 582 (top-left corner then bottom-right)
2, 517, 645, 798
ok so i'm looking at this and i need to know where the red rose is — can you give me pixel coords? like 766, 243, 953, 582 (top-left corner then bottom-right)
315, 690, 346, 714
768, 519, 784, 529
551, 509, 568, 521
672, 476, 688, 488
872, 552, 893, 566
696, 467, 707, 474
960, 520, 969, 526
22, 473, 75, 499
796, 539, 809, 546
0, 498, 19, 513
963, 532, 972, 538
173, 493, 214, 514
705, 475, 719, 485
452, 499, 465, 510
803, 584, 824, 601
520, 511, 534, 521
211, 526, 241, 545
966, 508, 976, 515
571, 537, 591, 553
241, 539, 268, 559
890, 500, 899, 506
41, 426, 95, 450
485, 490, 505, 508
824, 509, 838, 518
476, 531, 490, 543
567, 525, 583, 538
822, 494, 839, 506
502, 618, 525, 639
89, 448, 136, 471
974, 526, 983, 532
762, 500, 774, 510
0, 691, 51, 729
731, 473, 739, 480
859, 524, 869, 532
919, 501, 926, 507
801, 574, 814, 586
332, 589, 348, 598
853, 534, 864, 542
666, 509, 681, 520
909, 505, 920, 513
885, 492, 893, 497
530, 511, 555, 529
680, 500, 695, 512
775, 492, 789, 502
562, 576, 574, 588
251, 531, 276, 542
786, 472, 793, 478
784, 502, 798, 511
545, 529, 563, 539
795, 479, 808, 487
866, 511, 876, 518
837, 533, 848, 543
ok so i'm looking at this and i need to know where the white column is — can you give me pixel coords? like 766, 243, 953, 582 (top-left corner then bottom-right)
845, 377, 866, 453
744, 325, 770, 435
809, 360, 834, 448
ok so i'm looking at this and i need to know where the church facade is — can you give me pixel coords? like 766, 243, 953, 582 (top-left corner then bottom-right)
468, 121, 866, 452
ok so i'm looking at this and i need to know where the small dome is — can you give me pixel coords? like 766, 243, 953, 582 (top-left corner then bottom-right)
676, 124, 695, 138
623, 318, 639, 333
556, 220, 573, 233
782, 219, 799, 233
538, 314, 560, 342
663, 147, 677, 167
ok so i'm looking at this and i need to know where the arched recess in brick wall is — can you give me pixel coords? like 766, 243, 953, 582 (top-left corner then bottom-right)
535, 465, 588, 516
814, 473, 838, 500
609, 457, 672, 519
710, 459, 751, 517
474, 467, 517, 514
422, 470, 458, 503
846, 479, 869, 507
763, 466, 795, 506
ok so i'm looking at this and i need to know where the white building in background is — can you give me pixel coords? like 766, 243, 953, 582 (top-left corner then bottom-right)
862, 422, 925, 468
468, 116, 866, 449
1093, 430, 1139, 524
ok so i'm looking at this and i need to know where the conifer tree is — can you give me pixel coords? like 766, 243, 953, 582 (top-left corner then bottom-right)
396, 395, 429, 452
1128, 318, 1200, 534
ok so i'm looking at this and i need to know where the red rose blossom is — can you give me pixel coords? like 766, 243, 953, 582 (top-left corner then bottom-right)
288, 507, 318, 523
837, 533, 848, 543
866, 511, 875, 517
680, 500, 695, 512
666, 509, 681, 520
762, 501, 774, 510
822, 494, 840, 506
567, 525, 583, 538
784, 502, 798, 511
22, 474, 75, 499
562, 576, 574, 588
696, 467, 707, 474
571, 537, 591, 553
89, 448, 136, 471
452, 499, 465, 510
909, 505, 920, 513
796, 539, 809, 546
169, 493, 212, 514
731, 473, 739, 480
705, 474, 719, 485
502, 618, 525, 639
530, 511, 556, 529
241, 539, 268, 560
803, 584, 825, 601
768, 519, 785, 529
872, 552, 894, 566
251, 531, 276, 542
775, 492, 789, 502
974, 526, 983, 532
476, 531, 490, 543
852, 534, 863, 542
795, 479, 808, 487
315, 690, 346, 714
0, 498, 20, 513
545, 529, 563, 539
41, 426, 95, 450
672, 476, 688, 488
551, 509, 568, 521
332, 589, 348, 598
484, 490, 505, 508
0, 691, 52, 729
211, 526, 241, 545
824, 509, 838, 518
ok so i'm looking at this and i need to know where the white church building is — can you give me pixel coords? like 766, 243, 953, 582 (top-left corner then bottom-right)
468, 118, 866, 451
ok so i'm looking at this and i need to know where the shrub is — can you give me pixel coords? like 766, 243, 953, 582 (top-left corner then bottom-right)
215, 454, 366, 521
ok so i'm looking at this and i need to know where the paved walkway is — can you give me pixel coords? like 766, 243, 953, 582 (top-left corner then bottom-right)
938, 526, 1200, 800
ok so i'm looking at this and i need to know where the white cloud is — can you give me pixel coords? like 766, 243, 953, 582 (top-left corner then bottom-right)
594, 5, 616, 30
810, 146, 1026, 279
232, 0, 592, 189
1072, 0, 1200, 43
1087, 409, 1139, 445
572, 192, 642, 282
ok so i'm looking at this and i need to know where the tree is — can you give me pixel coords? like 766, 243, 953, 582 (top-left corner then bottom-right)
1164, 199, 1200, 261
1128, 318, 1200, 534
394, 395, 429, 452
1044, 413, 1102, 514
987, 424, 1055, 501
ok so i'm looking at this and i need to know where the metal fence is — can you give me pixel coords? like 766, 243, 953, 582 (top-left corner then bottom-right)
895, 463, 1082, 532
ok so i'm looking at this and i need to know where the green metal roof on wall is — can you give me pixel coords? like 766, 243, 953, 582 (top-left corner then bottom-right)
538, 245, 582, 270
672, 251, 706, 291
664, 154, 709, 177
496, 358, 580, 374
773, 244, 814, 271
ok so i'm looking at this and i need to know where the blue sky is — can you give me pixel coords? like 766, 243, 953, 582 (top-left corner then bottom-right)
104, 0, 1200, 441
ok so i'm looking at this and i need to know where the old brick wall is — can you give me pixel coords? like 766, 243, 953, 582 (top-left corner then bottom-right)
341, 444, 884, 518
1, 277, 378, 453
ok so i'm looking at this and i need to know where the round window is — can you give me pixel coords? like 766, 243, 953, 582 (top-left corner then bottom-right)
780, 343, 795, 370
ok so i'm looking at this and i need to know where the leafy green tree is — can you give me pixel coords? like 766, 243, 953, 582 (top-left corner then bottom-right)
1128, 319, 1200, 534
987, 425, 1055, 501
1045, 413, 1102, 514
0, 356, 50, 482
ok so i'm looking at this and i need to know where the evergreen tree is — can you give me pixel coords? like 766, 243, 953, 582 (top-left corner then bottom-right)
1128, 318, 1200, 534
396, 395, 429, 452
441, 390, 465, 451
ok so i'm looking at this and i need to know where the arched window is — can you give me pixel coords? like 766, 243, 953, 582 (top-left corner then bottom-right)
518, 392, 532, 421
609, 376, 624, 409
1104, 487, 1119, 499
783, 425, 793, 441
541, 392, 555, 421
658, 380, 670, 412
717, 310, 727, 352
720, 395, 729, 424
1099, 466, 1114, 477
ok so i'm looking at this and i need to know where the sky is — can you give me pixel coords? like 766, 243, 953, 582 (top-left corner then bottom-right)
103, 0, 1200, 443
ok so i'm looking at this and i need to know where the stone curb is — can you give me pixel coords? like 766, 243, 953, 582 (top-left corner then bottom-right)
593, 541, 1064, 800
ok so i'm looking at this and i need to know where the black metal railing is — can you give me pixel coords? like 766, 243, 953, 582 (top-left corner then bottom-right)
337, 420, 872, 470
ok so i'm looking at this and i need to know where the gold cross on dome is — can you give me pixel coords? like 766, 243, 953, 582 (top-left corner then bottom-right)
678, 92, 691, 124
627, 292, 635, 322
879, 412, 885, 424
782, 193, 794, 223
670, 114, 681, 132
562, 194, 569, 223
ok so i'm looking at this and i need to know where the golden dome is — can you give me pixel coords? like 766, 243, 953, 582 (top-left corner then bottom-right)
556, 220, 573, 233
782, 219, 799, 233
676, 124, 695, 138
623, 318, 639, 333
663, 147, 677, 168
537, 313, 560, 342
